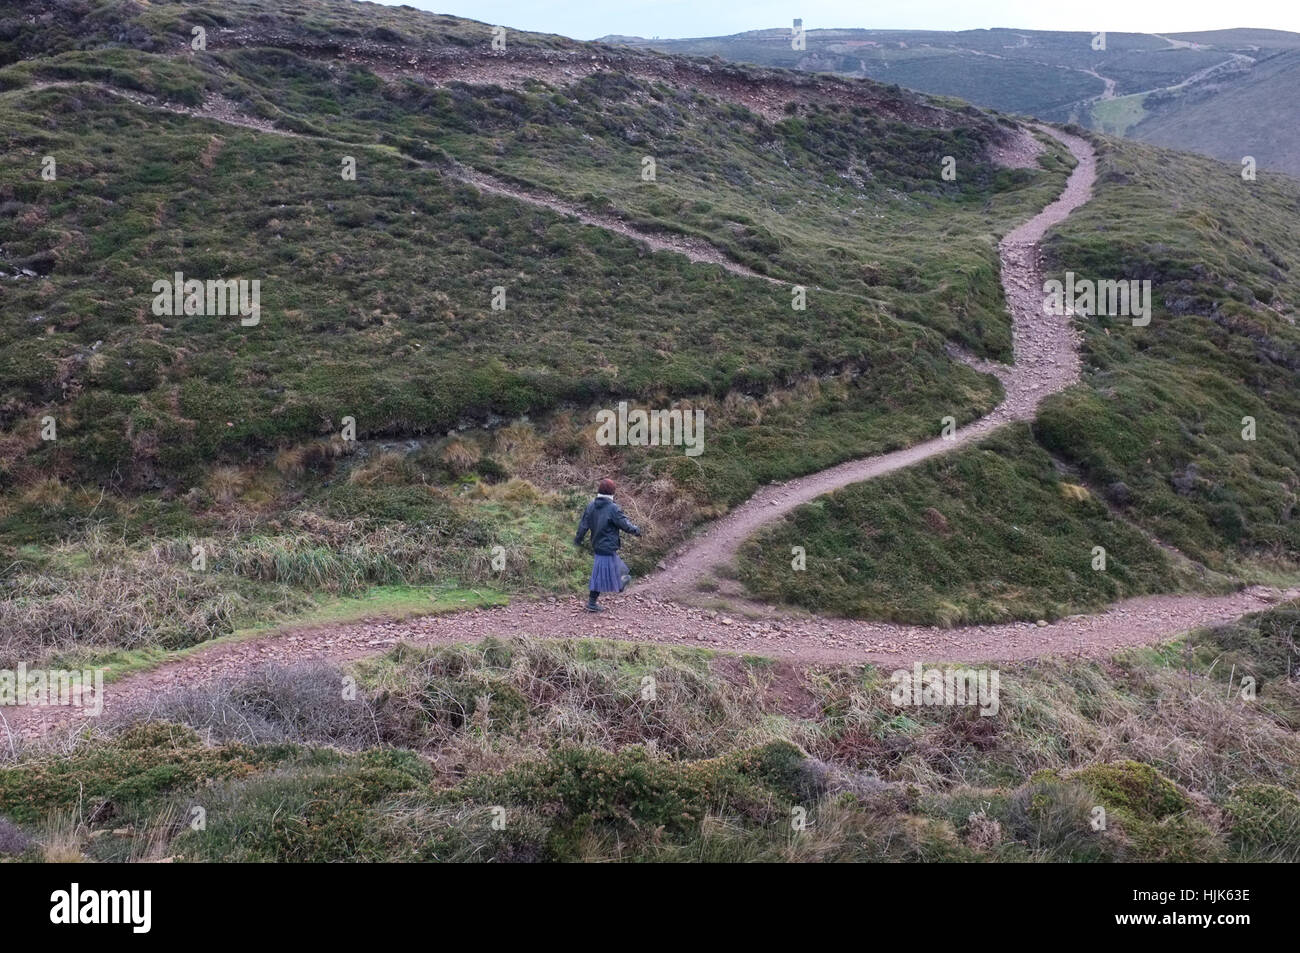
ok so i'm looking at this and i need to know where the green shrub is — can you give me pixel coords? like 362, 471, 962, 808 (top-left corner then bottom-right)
452, 740, 812, 850
0, 722, 289, 824
1071, 761, 1190, 821
1224, 784, 1300, 859
174, 754, 430, 862
1070, 761, 1218, 861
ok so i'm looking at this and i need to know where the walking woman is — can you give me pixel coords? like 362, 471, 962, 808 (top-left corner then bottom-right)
574, 478, 641, 612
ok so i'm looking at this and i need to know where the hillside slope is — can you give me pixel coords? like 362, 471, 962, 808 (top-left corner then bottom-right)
1, 0, 1072, 666
612, 26, 1300, 175
743, 133, 1300, 620
1, 0, 1297, 657
1129, 48, 1300, 175
2, 0, 1300, 868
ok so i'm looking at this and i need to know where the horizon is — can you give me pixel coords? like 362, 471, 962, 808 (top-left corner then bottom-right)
379, 1, 1300, 41
588, 24, 1300, 41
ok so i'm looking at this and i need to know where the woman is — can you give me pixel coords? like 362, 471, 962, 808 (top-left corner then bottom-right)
574, 478, 641, 612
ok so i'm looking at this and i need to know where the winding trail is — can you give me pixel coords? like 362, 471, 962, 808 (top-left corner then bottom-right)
3, 97, 1295, 741
9, 582, 1294, 742
641, 126, 1088, 598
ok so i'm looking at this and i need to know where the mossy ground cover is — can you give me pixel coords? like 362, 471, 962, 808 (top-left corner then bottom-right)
4, 604, 1298, 862
737, 425, 1193, 624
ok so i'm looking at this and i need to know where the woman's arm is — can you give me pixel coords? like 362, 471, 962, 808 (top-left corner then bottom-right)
613, 506, 640, 536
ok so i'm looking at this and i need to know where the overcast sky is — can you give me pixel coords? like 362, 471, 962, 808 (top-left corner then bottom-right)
380, 0, 1300, 40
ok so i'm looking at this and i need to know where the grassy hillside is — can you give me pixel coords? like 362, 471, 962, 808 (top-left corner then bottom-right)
1036, 137, 1300, 565
0, 0, 1073, 666
4, 603, 1299, 861
738, 426, 1195, 624
612, 29, 1228, 93
1, 1, 1297, 868
0, 0, 580, 61
741, 130, 1300, 621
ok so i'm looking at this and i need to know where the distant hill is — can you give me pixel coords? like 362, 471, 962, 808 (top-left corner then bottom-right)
1127, 48, 1300, 176
606, 27, 1300, 176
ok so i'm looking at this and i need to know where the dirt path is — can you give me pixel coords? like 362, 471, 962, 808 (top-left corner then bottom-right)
1081, 68, 1117, 101
1071, 51, 1253, 116
7, 584, 1295, 740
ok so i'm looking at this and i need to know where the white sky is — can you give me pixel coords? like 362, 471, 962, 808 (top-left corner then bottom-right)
379, 0, 1300, 40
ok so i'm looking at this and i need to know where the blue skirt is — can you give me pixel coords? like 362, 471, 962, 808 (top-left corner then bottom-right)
589, 554, 630, 593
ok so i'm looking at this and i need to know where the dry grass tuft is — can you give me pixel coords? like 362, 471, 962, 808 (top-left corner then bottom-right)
206, 466, 248, 504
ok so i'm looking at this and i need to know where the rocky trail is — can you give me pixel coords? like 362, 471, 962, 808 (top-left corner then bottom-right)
3, 91, 1295, 741
8, 583, 1294, 742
